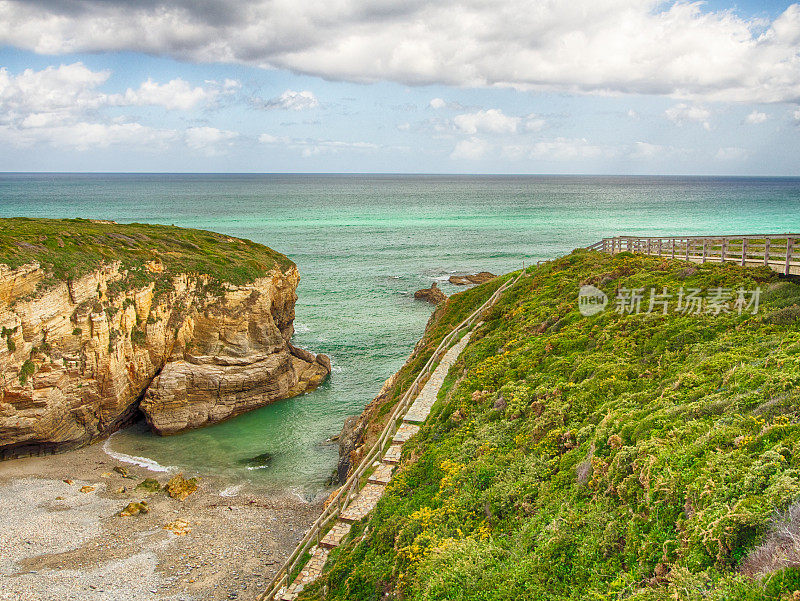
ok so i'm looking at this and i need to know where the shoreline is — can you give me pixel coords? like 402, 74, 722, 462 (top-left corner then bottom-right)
0, 440, 324, 601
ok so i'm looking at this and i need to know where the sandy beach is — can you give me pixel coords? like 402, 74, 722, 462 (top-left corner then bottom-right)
0, 443, 324, 601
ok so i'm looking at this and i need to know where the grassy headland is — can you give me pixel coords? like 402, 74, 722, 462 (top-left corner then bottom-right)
0, 217, 293, 290
311, 250, 800, 600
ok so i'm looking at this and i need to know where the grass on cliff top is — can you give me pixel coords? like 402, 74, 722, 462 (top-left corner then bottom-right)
0, 217, 294, 287
307, 251, 800, 601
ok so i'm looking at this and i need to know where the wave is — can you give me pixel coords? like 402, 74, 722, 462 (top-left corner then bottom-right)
294, 322, 311, 333
102, 434, 174, 473
219, 484, 245, 497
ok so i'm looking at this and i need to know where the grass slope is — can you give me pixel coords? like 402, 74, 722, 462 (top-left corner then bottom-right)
0, 217, 293, 290
310, 250, 800, 601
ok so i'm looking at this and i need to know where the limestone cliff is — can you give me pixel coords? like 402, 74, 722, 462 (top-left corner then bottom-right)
0, 227, 329, 458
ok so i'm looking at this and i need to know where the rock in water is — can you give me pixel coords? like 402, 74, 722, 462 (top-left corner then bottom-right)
414, 282, 447, 304
449, 272, 497, 285
164, 473, 199, 500
238, 452, 272, 469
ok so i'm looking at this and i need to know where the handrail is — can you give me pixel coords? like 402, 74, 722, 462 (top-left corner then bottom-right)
586, 234, 800, 276
259, 267, 525, 601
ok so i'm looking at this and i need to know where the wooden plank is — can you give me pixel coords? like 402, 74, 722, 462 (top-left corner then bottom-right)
786, 238, 794, 275
741, 238, 747, 267
702, 239, 707, 263
685, 238, 690, 262
721, 238, 728, 262
764, 238, 770, 266
671, 238, 675, 260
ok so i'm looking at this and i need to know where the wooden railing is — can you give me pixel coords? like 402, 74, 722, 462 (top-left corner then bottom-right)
588, 234, 800, 276
258, 268, 524, 601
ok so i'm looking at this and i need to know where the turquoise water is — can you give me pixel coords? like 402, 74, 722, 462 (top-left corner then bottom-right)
2, 174, 799, 496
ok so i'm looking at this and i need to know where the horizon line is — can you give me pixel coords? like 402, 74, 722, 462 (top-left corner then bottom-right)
1, 171, 800, 178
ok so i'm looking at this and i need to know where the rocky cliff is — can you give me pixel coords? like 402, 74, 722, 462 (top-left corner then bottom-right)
0, 219, 330, 458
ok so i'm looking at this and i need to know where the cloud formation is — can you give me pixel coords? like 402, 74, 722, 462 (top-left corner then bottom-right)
0, 62, 231, 150
257, 89, 319, 111
1, 1, 799, 102
665, 103, 712, 130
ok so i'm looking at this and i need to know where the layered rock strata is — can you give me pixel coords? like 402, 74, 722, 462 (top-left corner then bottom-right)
0, 260, 330, 457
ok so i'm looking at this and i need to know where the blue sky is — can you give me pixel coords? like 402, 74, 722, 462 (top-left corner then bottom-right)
0, 0, 799, 174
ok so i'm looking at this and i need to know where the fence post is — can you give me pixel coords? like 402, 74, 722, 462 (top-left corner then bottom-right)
702, 239, 707, 263
741, 238, 748, 267
671, 238, 675, 260
685, 239, 690, 262
721, 238, 728, 262
658, 238, 662, 256
786, 238, 794, 275
764, 238, 771, 267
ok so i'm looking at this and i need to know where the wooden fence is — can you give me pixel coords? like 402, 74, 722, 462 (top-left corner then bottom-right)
587, 234, 800, 275
258, 268, 524, 601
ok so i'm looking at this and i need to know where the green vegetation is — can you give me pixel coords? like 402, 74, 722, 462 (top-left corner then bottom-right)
0, 218, 293, 295
311, 251, 800, 600
18, 359, 35, 385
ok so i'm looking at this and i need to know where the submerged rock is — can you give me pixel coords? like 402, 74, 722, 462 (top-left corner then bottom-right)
238, 452, 273, 469
414, 282, 447, 305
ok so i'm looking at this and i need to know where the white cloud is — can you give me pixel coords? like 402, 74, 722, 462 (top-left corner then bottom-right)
665, 103, 711, 130
429, 98, 446, 109
715, 146, 747, 161
258, 133, 378, 157
450, 137, 491, 160
524, 114, 546, 132
1, 1, 799, 102
627, 109, 639, 119
114, 78, 219, 110
454, 109, 519, 134
745, 110, 768, 124
397, 122, 411, 131
630, 141, 663, 159
185, 126, 238, 155
0, 121, 177, 151
259, 89, 319, 111
0, 63, 230, 151
795, 108, 800, 120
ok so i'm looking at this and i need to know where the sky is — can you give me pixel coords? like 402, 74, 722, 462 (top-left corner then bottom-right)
0, 0, 799, 174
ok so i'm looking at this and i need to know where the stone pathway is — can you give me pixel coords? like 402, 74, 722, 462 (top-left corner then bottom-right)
404, 334, 472, 424
367, 462, 395, 485
276, 333, 474, 601
392, 423, 420, 443
278, 545, 329, 600
320, 522, 352, 549
383, 444, 403, 465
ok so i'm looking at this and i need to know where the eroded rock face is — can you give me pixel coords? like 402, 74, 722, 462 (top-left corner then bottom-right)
414, 281, 447, 305
0, 261, 330, 458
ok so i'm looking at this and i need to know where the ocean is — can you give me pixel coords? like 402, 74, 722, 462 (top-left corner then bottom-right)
2, 174, 799, 498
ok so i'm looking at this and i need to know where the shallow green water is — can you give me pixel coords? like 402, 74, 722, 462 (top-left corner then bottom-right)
2, 174, 799, 497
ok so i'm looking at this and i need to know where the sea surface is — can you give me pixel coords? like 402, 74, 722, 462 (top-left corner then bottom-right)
1, 174, 799, 498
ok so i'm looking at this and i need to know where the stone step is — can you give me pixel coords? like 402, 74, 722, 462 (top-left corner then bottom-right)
383, 444, 403, 465
392, 423, 420, 444
279, 545, 330, 600
367, 462, 395, 485
339, 483, 385, 523
319, 521, 352, 549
